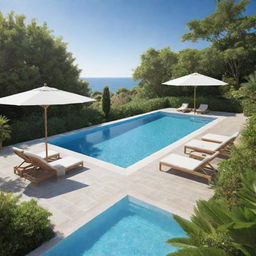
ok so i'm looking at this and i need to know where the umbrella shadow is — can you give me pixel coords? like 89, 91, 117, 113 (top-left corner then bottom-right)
0, 176, 28, 193
165, 169, 210, 185
23, 167, 89, 199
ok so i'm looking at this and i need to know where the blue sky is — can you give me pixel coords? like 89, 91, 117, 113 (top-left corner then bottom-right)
0, 0, 255, 77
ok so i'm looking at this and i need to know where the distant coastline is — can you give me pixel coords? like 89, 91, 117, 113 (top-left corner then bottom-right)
81, 77, 139, 92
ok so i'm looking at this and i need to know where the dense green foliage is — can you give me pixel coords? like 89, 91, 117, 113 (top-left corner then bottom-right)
102, 86, 111, 118
0, 12, 90, 120
182, 0, 256, 87
8, 106, 102, 144
133, 47, 178, 97
0, 192, 53, 256
168, 170, 256, 256
214, 114, 256, 207
0, 115, 11, 148
232, 71, 256, 116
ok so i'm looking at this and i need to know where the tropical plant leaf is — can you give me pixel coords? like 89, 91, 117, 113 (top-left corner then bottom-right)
167, 247, 228, 256
167, 237, 196, 248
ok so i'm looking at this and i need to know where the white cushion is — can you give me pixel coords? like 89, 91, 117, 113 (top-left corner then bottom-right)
50, 157, 82, 169
160, 154, 201, 171
202, 133, 229, 143
185, 139, 221, 152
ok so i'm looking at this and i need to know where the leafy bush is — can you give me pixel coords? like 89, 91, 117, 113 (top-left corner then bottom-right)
167, 96, 242, 113
168, 170, 256, 256
0, 115, 11, 148
8, 106, 103, 145
0, 192, 53, 256
109, 97, 170, 120
214, 115, 256, 207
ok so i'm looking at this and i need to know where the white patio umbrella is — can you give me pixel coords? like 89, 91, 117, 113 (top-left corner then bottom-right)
162, 73, 227, 113
0, 84, 95, 159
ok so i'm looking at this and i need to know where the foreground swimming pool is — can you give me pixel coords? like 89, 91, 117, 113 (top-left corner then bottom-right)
50, 111, 214, 168
44, 196, 185, 256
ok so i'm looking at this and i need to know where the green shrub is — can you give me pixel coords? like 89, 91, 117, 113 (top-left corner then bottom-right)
109, 97, 171, 120
214, 115, 256, 207
168, 171, 256, 256
0, 115, 11, 148
0, 192, 53, 256
8, 106, 103, 145
167, 96, 242, 113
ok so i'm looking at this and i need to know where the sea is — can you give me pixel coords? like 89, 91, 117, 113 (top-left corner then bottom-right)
81, 77, 139, 92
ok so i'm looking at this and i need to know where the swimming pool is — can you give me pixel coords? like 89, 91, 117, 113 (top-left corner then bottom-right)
44, 196, 185, 256
50, 111, 214, 168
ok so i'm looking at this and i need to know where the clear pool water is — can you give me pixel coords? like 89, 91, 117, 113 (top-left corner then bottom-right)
50, 111, 214, 168
44, 196, 185, 256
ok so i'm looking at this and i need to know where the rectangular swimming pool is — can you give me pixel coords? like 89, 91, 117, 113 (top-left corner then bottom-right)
50, 111, 214, 168
44, 196, 185, 256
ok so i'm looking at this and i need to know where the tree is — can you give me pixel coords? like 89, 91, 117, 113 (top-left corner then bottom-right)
102, 86, 111, 118
0, 12, 90, 118
182, 0, 256, 86
232, 71, 256, 115
133, 47, 178, 97
0, 115, 11, 149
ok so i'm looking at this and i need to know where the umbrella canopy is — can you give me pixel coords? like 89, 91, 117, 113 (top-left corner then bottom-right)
0, 86, 94, 106
0, 84, 95, 159
162, 73, 227, 113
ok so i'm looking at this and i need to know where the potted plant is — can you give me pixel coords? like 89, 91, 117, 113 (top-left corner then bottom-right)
0, 115, 11, 149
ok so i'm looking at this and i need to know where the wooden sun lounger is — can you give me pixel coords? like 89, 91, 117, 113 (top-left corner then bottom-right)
184, 133, 238, 157
195, 104, 208, 114
159, 151, 219, 181
177, 103, 190, 113
22, 152, 83, 184
12, 147, 60, 177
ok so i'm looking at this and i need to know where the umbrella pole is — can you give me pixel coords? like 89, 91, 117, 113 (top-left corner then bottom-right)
43, 105, 49, 160
193, 86, 197, 114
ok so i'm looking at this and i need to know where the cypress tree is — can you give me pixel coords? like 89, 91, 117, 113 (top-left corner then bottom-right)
102, 86, 111, 118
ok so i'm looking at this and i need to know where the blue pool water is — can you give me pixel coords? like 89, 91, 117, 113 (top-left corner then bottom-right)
50, 112, 214, 168
44, 196, 185, 256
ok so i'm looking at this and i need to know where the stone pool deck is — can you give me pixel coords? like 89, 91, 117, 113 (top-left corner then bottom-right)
0, 109, 246, 255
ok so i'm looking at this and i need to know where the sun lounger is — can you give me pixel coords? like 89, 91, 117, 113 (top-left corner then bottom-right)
177, 103, 190, 113
201, 132, 239, 143
21, 152, 83, 184
12, 147, 60, 177
159, 151, 219, 181
184, 133, 238, 156
196, 104, 208, 114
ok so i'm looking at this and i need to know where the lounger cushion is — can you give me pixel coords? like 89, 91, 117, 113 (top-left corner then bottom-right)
185, 139, 221, 153
160, 154, 201, 171
50, 157, 82, 169
201, 133, 229, 143
13, 147, 59, 159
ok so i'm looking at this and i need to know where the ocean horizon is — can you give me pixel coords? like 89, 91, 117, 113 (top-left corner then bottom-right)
81, 77, 139, 92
